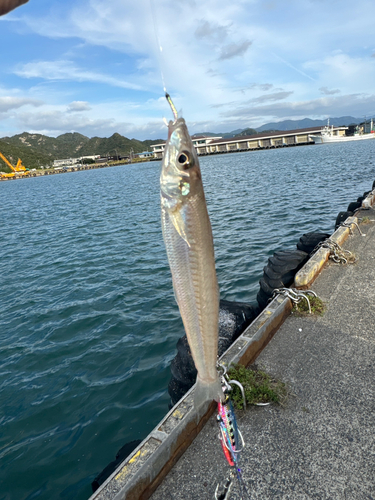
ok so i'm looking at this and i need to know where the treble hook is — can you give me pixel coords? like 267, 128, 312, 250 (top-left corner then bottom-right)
215, 472, 234, 500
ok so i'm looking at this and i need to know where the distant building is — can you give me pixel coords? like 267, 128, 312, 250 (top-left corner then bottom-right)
150, 126, 348, 159
191, 134, 223, 146
53, 155, 100, 167
150, 143, 165, 159
150, 135, 222, 159
53, 158, 79, 167
81, 155, 100, 161
135, 151, 154, 159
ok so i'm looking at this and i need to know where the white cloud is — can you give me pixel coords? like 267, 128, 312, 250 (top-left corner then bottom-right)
319, 87, 340, 96
247, 91, 294, 104
0, 96, 42, 112
220, 93, 375, 122
194, 20, 230, 41
2, 0, 375, 139
15, 107, 167, 139
14, 60, 144, 91
67, 101, 91, 112
219, 40, 252, 60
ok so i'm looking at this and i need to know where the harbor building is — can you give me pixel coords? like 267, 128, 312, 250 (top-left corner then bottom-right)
150, 125, 348, 159
135, 151, 154, 159
53, 155, 101, 168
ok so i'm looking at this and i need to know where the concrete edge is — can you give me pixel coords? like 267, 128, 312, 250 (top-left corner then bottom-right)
294, 188, 375, 288
293, 217, 357, 288
89, 294, 291, 500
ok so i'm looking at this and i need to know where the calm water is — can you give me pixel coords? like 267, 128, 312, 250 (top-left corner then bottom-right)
1, 141, 375, 500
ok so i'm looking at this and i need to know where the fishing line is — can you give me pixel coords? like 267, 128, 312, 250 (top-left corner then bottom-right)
149, 0, 167, 93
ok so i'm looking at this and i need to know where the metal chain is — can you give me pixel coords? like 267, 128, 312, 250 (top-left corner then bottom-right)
272, 287, 317, 314
338, 220, 366, 237
315, 239, 357, 264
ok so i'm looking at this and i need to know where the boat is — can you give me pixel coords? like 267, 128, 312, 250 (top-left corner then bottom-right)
310, 119, 375, 144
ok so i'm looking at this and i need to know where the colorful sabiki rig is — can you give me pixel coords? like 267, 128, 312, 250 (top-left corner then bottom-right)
215, 364, 251, 500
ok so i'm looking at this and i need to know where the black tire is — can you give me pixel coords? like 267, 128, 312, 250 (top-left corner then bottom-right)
347, 201, 361, 212
256, 249, 309, 310
170, 336, 197, 386
363, 190, 371, 197
357, 196, 365, 203
296, 232, 331, 254
168, 376, 194, 407
263, 264, 296, 284
372, 180, 375, 190
256, 287, 272, 310
260, 272, 288, 290
268, 250, 307, 274
335, 211, 353, 229
267, 250, 309, 272
218, 300, 258, 356
168, 299, 259, 402
259, 276, 277, 295
92, 439, 142, 492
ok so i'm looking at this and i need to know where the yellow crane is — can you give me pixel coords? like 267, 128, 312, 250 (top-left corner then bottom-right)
0, 152, 29, 177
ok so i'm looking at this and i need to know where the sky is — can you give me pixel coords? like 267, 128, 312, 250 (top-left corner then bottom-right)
1, 0, 375, 141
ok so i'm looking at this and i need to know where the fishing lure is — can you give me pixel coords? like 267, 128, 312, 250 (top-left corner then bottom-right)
215, 367, 250, 500
217, 395, 242, 467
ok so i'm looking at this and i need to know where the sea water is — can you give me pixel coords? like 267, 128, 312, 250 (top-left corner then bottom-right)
1, 140, 374, 500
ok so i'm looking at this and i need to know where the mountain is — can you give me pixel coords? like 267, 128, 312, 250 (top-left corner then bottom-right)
255, 116, 363, 132
0, 137, 52, 170
195, 116, 365, 139
0, 115, 370, 173
238, 128, 258, 137
0, 132, 163, 172
194, 128, 248, 139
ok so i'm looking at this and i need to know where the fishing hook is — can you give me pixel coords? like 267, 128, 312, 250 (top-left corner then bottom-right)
227, 379, 247, 411
215, 471, 234, 500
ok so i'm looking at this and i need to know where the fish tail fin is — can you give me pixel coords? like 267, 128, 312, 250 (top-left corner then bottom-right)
194, 376, 223, 409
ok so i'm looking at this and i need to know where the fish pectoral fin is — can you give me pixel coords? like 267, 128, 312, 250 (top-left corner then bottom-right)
169, 211, 191, 248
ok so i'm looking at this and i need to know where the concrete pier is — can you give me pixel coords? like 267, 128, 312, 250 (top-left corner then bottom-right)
89, 191, 375, 500
150, 125, 348, 159
150, 207, 375, 499
0, 159, 159, 181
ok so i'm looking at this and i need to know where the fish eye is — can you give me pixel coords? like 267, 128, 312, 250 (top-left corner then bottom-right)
177, 151, 191, 168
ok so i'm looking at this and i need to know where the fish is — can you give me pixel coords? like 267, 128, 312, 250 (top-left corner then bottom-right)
160, 95, 223, 408
0, 0, 29, 16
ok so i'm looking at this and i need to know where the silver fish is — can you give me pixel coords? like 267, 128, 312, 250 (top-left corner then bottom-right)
160, 102, 223, 408
0, 0, 28, 16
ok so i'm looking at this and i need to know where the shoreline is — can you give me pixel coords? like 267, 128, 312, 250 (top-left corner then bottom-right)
0, 141, 314, 182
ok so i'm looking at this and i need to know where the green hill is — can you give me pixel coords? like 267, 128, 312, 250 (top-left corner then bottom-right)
0, 132, 163, 172
0, 137, 52, 171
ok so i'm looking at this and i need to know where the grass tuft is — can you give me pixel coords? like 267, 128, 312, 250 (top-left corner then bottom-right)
227, 364, 288, 410
292, 295, 325, 316
360, 216, 372, 224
